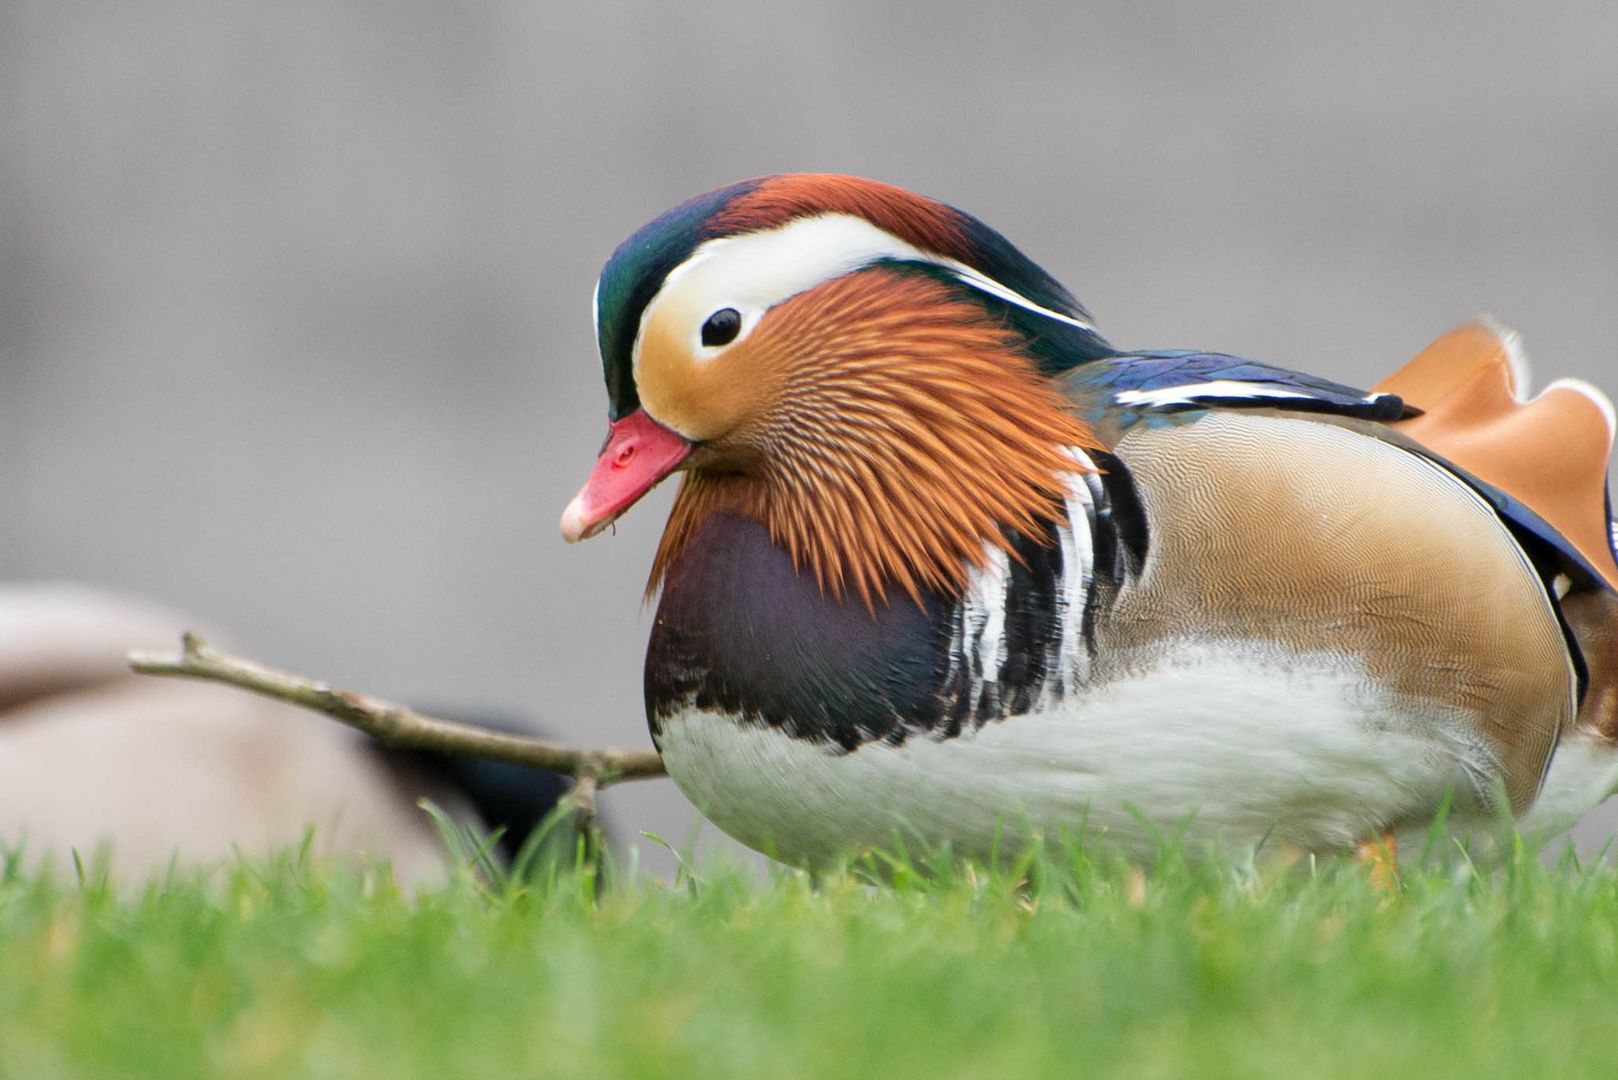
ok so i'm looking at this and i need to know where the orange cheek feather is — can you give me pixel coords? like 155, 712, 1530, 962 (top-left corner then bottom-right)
635, 310, 775, 445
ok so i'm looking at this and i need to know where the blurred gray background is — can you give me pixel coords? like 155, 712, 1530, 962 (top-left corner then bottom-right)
3, 2, 1616, 868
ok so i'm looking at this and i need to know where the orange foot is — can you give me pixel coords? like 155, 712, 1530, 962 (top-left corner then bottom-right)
1354, 830, 1400, 893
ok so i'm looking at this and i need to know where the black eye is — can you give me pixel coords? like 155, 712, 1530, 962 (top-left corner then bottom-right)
701, 307, 742, 347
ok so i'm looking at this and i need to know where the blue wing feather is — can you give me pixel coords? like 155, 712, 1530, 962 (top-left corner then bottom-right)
1075, 351, 1609, 593
1075, 351, 1412, 421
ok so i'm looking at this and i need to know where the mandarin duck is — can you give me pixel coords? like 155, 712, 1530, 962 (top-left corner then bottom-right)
561, 174, 1618, 865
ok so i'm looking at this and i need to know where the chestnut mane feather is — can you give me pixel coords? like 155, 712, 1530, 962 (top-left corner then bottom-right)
708, 175, 972, 266
648, 269, 1101, 610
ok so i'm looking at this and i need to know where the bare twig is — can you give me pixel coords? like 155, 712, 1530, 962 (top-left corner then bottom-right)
128, 633, 666, 785
562, 773, 605, 870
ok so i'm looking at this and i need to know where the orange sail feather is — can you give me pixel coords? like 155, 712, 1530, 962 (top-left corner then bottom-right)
1376, 321, 1618, 591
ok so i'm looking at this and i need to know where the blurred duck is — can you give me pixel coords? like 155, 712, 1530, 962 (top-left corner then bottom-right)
562, 173, 1618, 865
0, 583, 570, 883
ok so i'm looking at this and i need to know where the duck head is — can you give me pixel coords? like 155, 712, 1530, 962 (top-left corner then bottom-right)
562, 174, 1112, 607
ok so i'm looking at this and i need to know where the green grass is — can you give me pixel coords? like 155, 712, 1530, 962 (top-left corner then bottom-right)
3, 833, 1618, 1079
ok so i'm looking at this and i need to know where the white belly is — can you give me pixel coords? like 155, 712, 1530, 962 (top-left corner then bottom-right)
656, 642, 1507, 865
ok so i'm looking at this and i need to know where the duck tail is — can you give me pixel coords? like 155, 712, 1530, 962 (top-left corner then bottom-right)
1378, 321, 1618, 742
1562, 586, 1618, 742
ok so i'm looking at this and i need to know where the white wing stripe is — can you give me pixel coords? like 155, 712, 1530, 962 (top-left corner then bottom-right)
1116, 381, 1313, 407
1115, 381, 1393, 410
1054, 450, 1098, 697
946, 448, 1109, 718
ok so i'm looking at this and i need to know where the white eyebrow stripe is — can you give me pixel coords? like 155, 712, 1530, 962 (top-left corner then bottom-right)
628, 212, 1093, 375
943, 261, 1095, 332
